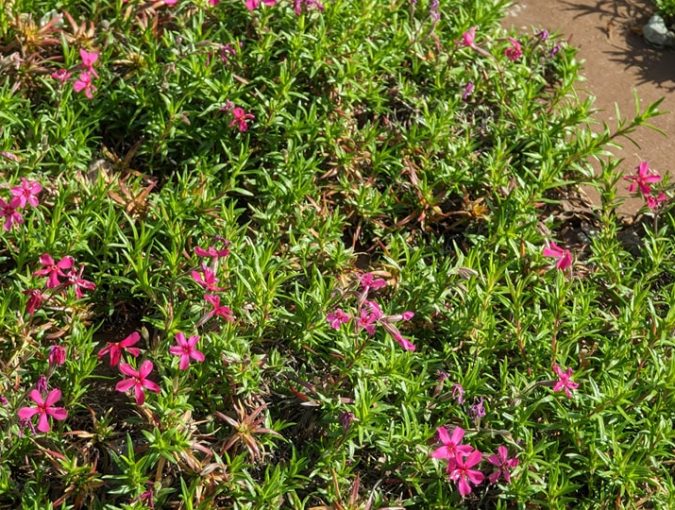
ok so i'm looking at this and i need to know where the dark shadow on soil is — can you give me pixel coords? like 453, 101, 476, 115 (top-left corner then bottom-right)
561, 0, 675, 91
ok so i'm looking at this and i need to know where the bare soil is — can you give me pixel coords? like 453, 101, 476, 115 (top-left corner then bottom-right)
506, 0, 675, 214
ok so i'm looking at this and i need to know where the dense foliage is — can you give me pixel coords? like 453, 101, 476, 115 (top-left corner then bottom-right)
0, 0, 673, 508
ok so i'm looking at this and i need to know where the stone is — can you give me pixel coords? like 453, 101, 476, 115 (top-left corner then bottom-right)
643, 14, 675, 47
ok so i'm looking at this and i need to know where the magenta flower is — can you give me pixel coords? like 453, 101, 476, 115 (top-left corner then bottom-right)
209, 0, 220, 5
66, 266, 96, 298
195, 244, 230, 258
48, 345, 66, 367
552, 363, 579, 398
461, 26, 477, 48
360, 272, 387, 292
625, 161, 661, 196
164, 0, 178, 5
0, 197, 23, 231
487, 446, 519, 484
79, 49, 99, 71
34, 254, 74, 288
51, 69, 72, 83
17, 388, 68, 433
170, 333, 205, 370
542, 242, 572, 271
98, 332, 142, 367
504, 37, 523, 61
462, 81, 474, 101
469, 397, 485, 422
326, 308, 351, 329
11, 178, 42, 208
245, 0, 276, 10
357, 300, 384, 335
116, 360, 161, 405
204, 294, 235, 322
381, 324, 416, 351
73, 71, 96, 99
431, 426, 473, 467
36, 375, 48, 394
191, 264, 223, 291
24, 289, 45, 315
646, 192, 668, 210
447, 449, 485, 497
230, 107, 255, 132
293, 0, 324, 15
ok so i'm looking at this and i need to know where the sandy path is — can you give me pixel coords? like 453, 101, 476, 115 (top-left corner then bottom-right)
506, 0, 675, 213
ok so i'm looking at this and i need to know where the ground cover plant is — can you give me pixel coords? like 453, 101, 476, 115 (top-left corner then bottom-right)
1, 0, 674, 508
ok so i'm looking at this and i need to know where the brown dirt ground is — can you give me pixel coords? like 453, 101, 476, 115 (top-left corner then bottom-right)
505, 0, 675, 214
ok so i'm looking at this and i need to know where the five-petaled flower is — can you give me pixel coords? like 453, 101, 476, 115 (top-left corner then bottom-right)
116, 360, 161, 405
98, 332, 142, 367
34, 254, 75, 288
204, 294, 235, 322
552, 363, 579, 398
73, 71, 96, 99
360, 272, 387, 292
191, 264, 223, 292
327, 308, 351, 330
17, 388, 68, 433
66, 266, 96, 298
0, 197, 23, 231
625, 161, 661, 196
431, 426, 473, 469
487, 445, 519, 484
170, 333, 205, 370
542, 242, 572, 271
447, 449, 485, 497
11, 178, 42, 208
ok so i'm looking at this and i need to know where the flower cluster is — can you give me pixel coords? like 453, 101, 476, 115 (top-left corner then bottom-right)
52, 49, 101, 100
624, 161, 668, 210
431, 427, 518, 497
326, 272, 416, 351
0, 178, 41, 231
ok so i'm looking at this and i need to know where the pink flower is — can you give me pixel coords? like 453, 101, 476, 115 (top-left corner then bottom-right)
51, 69, 72, 83
170, 333, 205, 370
66, 266, 96, 298
165, 0, 178, 4
326, 308, 351, 329
73, 71, 96, 99
48, 345, 66, 367
229, 106, 255, 132
447, 449, 485, 497
17, 388, 68, 433
195, 244, 230, 258
487, 446, 519, 484
504, 37, 523, 61
191, 264, 223, 291
204, 294, 234, 322
542, 242, 572, 271
381, 324, 417, 351
0, 197, 23, 231
294, 0, 324, 15
115, 360, 161, 405
461, 26, 477, 48
462, 81, 474, 101
646, 191, 668, 210
360, 272, 387, 292
245, 0, 276, 10
98, 332, 142, 367
552, 363, 579, 398
625, 161, 661, 196
24, 289, 45, 315
34, 254, 74, 288
356, 300, 384, 335
209, 0, 220, 4
11, 178, 42, 208
79, 49, 99, 71
36, 375, 48, 394
431, 426, 473, 468
0, 151, 19, 161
